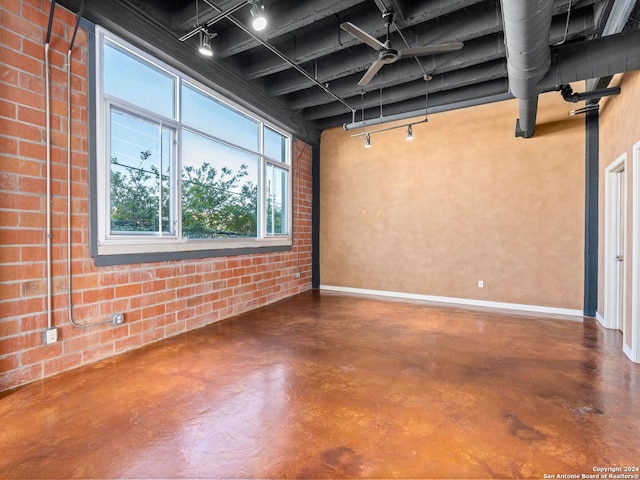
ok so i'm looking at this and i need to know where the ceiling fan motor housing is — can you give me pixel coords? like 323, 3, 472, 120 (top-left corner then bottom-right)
379, 49, 399, 63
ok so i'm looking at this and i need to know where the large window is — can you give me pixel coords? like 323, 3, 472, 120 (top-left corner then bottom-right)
95, 29, 292, 260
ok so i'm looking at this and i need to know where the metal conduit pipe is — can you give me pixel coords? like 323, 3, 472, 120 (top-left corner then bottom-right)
559, 84, 621, 103
343, 92, 514, 131
45, 0, 57, 331
499, 0, 554, 138
67, 0, 108, 329
179, 0, 247, 42
201, 0, 356, 116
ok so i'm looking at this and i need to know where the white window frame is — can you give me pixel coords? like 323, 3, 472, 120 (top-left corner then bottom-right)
94, 27, 292, 258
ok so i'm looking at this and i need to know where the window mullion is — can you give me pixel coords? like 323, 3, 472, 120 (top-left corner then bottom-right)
158, 122, 163, 235
258, 124, 265, 239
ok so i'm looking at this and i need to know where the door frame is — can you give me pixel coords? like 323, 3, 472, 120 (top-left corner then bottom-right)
628, 141, 640, 363
603, 154, 626, 331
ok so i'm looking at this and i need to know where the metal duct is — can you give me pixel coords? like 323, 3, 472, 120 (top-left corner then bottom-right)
502, 3, 640, 138
539, 28, 640, 91
500, 0, 554, 137
515, 97, 539, 138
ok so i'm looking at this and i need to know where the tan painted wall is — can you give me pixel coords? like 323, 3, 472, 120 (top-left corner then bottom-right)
599, 70, 640, 348
320, 91, 585, 310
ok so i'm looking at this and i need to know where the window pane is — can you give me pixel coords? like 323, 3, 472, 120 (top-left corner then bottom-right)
104, 40, 175, 119
110, 109, 171, 234
266, 164, 288, 235
160, 126, 176, 234
264, 127, 289, 163
182, 83, 259, 152
181, 130, 258, 239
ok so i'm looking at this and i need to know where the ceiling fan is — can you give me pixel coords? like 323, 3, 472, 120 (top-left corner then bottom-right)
340, 11, 464, 86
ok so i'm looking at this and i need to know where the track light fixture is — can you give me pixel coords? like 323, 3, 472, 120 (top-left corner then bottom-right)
181, 1, 272, 55
249, 0, 267, 31
406, 125, 413, 141
354, 118, 427, 147
198, 28, 214, 56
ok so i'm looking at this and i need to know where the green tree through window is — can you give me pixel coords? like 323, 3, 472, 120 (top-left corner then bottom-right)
182, 162, 257, 238
110, 151, 257, 238
111, 150, 160, 232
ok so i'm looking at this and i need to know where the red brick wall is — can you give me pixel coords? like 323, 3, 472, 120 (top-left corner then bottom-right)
0, 0, 313, 391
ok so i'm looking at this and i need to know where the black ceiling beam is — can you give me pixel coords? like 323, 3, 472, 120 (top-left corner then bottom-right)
311, 78, 510, 130
268, 32, 506, 97
171, 0, 240, 31
241, 0, 487, 80
264, 4, 506, 96
214, 0, 367, 58
299, 59, 507, 118
241, 0, 595, 81
271, 3, 592, 104
287, 57, 506, 112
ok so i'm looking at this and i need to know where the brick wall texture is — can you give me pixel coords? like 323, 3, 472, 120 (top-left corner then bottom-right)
0, 0, 313, 391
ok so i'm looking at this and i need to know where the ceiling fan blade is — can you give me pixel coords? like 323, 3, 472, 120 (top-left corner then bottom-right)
358, 60, 385, 86
340, 22, 385, 51
398, 42, 464, 58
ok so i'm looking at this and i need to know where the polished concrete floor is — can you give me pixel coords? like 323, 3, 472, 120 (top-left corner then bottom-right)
1, 290, 640, 479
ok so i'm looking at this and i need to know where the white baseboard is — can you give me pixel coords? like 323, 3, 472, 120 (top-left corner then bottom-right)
595, 311, 606, 326
623, 343, 639, 364
319, 285, 583, 318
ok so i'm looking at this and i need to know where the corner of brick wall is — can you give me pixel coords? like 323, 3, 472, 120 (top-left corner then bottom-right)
0, 1, 313, 392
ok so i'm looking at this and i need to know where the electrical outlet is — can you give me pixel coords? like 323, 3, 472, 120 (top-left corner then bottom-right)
111, 313, 125, 326
294, 271, 301, 278
43, 327, 58, 345
478, 280, 484, 288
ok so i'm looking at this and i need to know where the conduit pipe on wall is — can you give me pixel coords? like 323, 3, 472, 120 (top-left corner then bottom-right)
66, 2, 109, 329
499, 0, 554, 138
45, 0, 57, 331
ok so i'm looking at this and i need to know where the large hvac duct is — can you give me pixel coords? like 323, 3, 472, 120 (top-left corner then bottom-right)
539, 27, 640, 91
500, 0, 554, 138
501, 0, 640, 138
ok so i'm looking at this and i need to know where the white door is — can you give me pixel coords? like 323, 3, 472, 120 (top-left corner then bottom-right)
614, 168, 626, 332
604, 156, 626, 331
629, 141, 640, 363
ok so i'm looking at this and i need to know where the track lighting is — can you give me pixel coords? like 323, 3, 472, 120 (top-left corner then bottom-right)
249, 0, 267, 31
406, 125, 413, 141
364, 134, 371, 148
198, 28, 213, 57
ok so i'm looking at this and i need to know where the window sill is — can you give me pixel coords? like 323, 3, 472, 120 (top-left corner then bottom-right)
93, 237, 292, 266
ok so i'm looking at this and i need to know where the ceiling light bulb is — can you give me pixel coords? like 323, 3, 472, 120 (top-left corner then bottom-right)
406, 125, 413, 141
199, 30, 213, 57
251, 4, 267, 31
199, 43, 213, 57
365, 134, 371, 148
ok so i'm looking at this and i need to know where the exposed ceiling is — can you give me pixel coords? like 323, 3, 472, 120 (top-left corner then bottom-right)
55, 0, 639, 142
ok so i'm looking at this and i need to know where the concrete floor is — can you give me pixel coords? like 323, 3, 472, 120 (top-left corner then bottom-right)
1, 290, 640, 479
